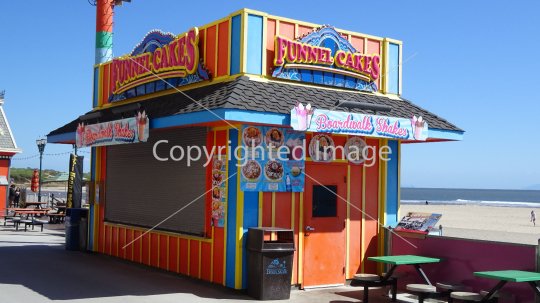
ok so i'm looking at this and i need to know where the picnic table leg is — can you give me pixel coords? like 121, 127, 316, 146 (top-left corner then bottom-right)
382, 265, 398, 282
480, 281, 506, 303
528, 281, 540, 296
363, 285, 369, 303
414, 264, 432, 285
391, 278, 397, 301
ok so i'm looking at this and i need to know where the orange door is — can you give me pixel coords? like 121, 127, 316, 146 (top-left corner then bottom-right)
303, 163, 347, 287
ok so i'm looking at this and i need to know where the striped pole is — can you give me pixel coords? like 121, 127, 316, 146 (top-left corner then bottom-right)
95, 0, 114, 64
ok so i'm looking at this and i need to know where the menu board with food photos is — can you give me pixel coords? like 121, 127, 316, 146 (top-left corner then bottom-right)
240, 125, 305, 192
211, 155, 227, 227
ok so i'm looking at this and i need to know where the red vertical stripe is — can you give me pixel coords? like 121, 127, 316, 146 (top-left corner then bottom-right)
363, 138, 379, 274
278, 22, 295, 39
150, 233, 159, 267
159, 235, 168, 270
169, 237, 179, 272
205, 26, 217, 77
262, 193, 272, 227
118, 227, 125, 258
274, 192, 291, 228
125, 229, 134, 261
201, 242, 212, 281
133, 230, 142, 263
198, 28, 206, 67
212, 227, 224, 284
366, 39, 382, 91
189, 240, 200, 278
142, 233, 150, 265
217, 21, 230, 77
266, 19, 276, 76
179, 238, 189, 275
349, 160, 363, 277
350, 36, 365, 53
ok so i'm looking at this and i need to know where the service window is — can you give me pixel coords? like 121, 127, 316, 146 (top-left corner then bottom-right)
105, 127, 208, 236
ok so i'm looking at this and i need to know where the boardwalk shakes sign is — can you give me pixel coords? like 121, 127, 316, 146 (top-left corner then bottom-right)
76, 112, 149, 148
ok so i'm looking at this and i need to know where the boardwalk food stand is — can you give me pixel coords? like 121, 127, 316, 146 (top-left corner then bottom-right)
47, 8, 463, 290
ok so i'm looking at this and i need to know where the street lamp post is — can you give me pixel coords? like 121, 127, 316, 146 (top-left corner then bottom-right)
36, 138, 47, 202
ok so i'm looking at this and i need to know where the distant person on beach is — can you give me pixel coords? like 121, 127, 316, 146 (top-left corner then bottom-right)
425, 201, 429, 205
531, 210, 536, 226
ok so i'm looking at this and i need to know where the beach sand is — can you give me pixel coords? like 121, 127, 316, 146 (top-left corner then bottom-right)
400, 204, 540, 245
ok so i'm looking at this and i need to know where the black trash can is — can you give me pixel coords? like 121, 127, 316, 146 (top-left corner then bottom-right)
247, 227, 295, 300
65, 208, 88, 251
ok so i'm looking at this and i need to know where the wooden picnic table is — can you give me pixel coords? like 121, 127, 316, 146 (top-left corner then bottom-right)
368, 255, 442, 285
23, 202, 48, 209
474, 270, 540, 301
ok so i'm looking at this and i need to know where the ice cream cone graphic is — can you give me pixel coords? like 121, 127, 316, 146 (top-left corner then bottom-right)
76, 123, 85, 148
137, 111, 148, 142
411, 116, 427, 140
293, 102, 314, 131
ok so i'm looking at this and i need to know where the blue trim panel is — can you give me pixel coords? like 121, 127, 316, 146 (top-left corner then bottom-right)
225, 128, 239, 288
224, 110, 289, 125
89, 147, 97, 251
246, 14, 263, 75
386, 140, 399, 227
242, 191, 259, 288
47, 132, 76, 143
151, 109, 226, 128
230, 15, 242, 75
93, 67, 99, 107
388, 43, 400, 94
427, 128, 464, 141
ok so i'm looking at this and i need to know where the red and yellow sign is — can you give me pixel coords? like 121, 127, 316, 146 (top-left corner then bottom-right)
111, 27, 201, 94
274, 36, 380, 81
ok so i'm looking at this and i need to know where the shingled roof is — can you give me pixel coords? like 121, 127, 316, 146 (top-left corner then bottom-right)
0, 96, 21, 153
48, 76, 462, 137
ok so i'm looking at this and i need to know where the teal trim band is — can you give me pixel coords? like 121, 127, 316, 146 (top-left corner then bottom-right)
385, 140, 399, 227
95, 31, 113, 49
428, 128, 464, 141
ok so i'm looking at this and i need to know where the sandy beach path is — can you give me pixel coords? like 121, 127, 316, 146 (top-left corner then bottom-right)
400, 204, 540, 245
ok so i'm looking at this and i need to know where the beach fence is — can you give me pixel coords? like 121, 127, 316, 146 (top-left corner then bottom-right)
389, 232, 538, 302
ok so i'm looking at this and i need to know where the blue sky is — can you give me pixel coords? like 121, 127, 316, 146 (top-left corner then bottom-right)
0, 1, 538, 189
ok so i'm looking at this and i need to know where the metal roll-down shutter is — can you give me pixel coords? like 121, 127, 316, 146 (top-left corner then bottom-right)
105, 127, 208, 236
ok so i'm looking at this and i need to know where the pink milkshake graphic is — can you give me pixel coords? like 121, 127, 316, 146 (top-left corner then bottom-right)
76, 123, 85, 148
293, 102, 314, 131
136, 111, 148, 142
411, 116, 427, 140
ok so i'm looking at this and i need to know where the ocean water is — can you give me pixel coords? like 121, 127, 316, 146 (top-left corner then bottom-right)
401, 188, 540, 208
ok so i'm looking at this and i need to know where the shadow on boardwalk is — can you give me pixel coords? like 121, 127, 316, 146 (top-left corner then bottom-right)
0, 227, 392, 303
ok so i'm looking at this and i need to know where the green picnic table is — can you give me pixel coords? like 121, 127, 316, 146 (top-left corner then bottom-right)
474, 270, 540, 301
368, 255, 441, 285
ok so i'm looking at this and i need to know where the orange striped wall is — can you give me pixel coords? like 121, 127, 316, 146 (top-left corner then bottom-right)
94, 128, 228, 285
258, 135, 382, 286
94, 128, 383, 287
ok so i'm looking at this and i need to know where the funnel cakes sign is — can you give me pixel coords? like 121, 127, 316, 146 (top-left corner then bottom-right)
109, 28, 211, 102
291, 103, 428, 141
76, 112, 149, 148
273, 26, 380, 92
